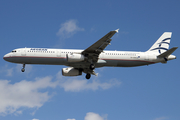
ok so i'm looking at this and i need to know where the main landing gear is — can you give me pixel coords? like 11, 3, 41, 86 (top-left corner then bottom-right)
86, 73, 91, 79
21, 63, 25, 72
85, 64, 95, 79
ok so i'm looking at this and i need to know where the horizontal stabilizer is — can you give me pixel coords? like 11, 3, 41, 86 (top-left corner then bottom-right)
157, 47, 178, 58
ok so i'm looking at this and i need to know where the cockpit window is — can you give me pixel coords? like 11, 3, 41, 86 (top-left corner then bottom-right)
11, 50, 16, 53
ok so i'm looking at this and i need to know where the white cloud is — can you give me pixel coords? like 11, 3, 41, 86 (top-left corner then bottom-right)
0, 76, 59, 116
154, 117, 169, 120
59, 78, 120, 92
56, 19, 84, 38
14, 110, 22, 116
32, 119, 39, 120
0, 70, 120, 116
6, 68, 13, 76
56, 71, 121, 92
0, 64, 14, 77
66, 112, 107, 120
84, 112, 107, 120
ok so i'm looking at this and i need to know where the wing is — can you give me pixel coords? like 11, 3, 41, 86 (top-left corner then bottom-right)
82, 29, 119, 63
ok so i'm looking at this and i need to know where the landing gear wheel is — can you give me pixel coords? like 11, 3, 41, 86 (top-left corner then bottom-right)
21, 68, 25, 72
90, 64, 95, 70
86, 73, 91, 79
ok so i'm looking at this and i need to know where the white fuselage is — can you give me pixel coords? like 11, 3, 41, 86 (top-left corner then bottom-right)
3, 31, 177, 79
3, 48, 175, 68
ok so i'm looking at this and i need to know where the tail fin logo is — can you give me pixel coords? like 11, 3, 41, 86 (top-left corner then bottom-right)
150, 38, 171, 54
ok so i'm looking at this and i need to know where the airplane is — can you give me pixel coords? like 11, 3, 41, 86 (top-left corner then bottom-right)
3, 29, 178, 79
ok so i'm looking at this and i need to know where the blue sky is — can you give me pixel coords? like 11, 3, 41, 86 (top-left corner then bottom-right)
0, 0, 180, 120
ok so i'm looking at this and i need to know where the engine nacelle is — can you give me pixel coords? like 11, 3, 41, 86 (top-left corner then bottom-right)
66, 54, 85, 62
62, 67, 82, 76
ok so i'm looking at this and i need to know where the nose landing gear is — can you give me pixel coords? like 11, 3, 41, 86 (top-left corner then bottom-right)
21, 64, 25, 72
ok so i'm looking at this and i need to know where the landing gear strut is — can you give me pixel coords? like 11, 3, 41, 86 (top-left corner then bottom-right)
85, 64, 95, 79
21, 63, 25, 72
86, 73, 91, 79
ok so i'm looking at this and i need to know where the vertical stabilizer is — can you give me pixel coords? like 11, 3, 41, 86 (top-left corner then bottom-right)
147, 32, 172, 54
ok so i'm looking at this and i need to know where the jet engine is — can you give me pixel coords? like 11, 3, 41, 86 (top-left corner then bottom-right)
62, 67, 82, 76
66, 54, 85, 62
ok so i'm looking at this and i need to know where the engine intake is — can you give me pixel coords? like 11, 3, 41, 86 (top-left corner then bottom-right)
66, 54, 85, 62
62, 67, 82, 76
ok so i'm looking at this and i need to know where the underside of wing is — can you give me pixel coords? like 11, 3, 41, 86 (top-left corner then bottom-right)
82, 29, 119, 54
82, 29, 119, 63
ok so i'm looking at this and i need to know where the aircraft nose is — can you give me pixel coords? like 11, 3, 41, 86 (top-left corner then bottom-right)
3, 53, 10, 61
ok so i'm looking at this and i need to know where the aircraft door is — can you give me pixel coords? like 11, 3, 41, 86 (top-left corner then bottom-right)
57, 50, 61, 57
21, 48, 26, 56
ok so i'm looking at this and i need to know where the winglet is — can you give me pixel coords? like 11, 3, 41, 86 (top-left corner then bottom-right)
115, 29, 119, 33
